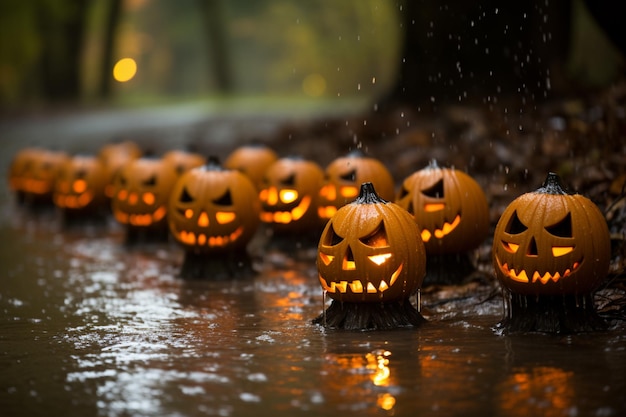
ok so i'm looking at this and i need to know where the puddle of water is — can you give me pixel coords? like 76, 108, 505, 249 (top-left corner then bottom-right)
1, 204, 625, 417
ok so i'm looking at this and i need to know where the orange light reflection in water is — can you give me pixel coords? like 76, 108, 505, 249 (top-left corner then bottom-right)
322, 349, 397, 413
496, 366, 575, 417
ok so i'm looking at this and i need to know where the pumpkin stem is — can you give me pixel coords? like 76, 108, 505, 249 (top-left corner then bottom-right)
536, 172, 569, 195
427, 159, 439, 169
355, 182, 388, 204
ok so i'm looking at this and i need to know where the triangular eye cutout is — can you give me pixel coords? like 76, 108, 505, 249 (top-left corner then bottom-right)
360, 221, 389, 247
280, 173, 296, 186
422, 179, 444, 198
143, 175, 157, 186
340, 169, 357, 182
179, 187, 194, 203
546, 213, 572, 237
76, 169, 87, 179
213, 189, 233, 206
398, 186, 410, 199
505, 210, 528, 234
323, 223, 344, 246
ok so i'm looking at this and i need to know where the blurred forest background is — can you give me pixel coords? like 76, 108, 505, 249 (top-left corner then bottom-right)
0, 0, 624, 113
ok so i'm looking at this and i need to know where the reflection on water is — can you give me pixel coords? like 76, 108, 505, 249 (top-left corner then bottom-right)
1, 206, 626, 417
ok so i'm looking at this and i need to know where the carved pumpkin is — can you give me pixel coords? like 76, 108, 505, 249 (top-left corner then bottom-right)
98, 141, 142, 200
162, 150, 206, 177
168, 162, 260, 253
493, 172, 610, 296
396, 160, 489, 254
111, 157, 178, 230
318, 182, 426, 303
258, 156, 324, 232
318, 151, 395, 221
53, 155, 108, 214
224, 144, 278, 190
9, 148, 68, 205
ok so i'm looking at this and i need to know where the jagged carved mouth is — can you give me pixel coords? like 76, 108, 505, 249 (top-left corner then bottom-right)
495, 256, 582, 284
261, 196, 311, 224
54, 192, 94, 209
114, 206, 167, 226
318, 264, 403, 294
420, 214, 461, 242
174, 226, 244, 247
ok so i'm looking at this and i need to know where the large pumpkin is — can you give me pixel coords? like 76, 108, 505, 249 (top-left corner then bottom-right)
318, 151, 395, 221
493, 172, 611, 296
224, 144, 278, 190
53, 155, 107, 213
111, 157, 178, 229
168, 162, 260, 253
318, 182, 426, 303
396, 160, 489, 254
258, 156, 324, 232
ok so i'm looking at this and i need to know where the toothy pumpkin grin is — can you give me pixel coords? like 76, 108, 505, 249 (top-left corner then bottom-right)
173, 226, 244, 247
260, 196, 311, 224
114, 206, 167, 226
319, 264, 404, 294
495, 255, 582, 284
54, 191, 94, 209
420, 214, 461, 242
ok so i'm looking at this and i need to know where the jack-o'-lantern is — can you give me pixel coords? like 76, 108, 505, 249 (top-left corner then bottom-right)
224, 144, 278, 190
396, 160, 489, 254
318, 182, 426, 303
162, 150, 206, 177
98, 141, 142, 200
493, 172, 610, 296
9, 148, 68, 205
318, 151, 395, 220
53, 155, 108, 214
111, 157, 178, 230
259, 156, 324, 233
168, 161, 260, 253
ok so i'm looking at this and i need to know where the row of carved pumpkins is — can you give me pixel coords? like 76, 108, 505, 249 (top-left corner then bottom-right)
8, 143, 491, 256
8, 142, 611, 308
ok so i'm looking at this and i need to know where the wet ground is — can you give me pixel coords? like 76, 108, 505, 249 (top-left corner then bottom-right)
1, 94, 626, 416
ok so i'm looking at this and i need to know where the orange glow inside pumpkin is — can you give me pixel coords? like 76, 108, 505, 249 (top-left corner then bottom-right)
319, 263, 403, 294
114, 206, 167, 226
260, 195, 311, 224
495, 256, 582, 284
420, 214, 461, 242
176, 227, 244, 247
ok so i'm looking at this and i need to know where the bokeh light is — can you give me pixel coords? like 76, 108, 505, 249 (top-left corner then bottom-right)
113, 58, 138, 82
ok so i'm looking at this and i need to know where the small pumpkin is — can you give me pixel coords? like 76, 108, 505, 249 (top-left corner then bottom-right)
396, 160, 489, 254
258, 156, 324, 232
53, 155, 108, 214
111, 157, 178, 229
10, 148, 68, 205
318, 151, 395, 221
493, 172, 610, 296
98, 141, 142, 200
168, 161, 260, 253
224, 144, 278, 190
318, 182, 426, 303
162, 150, 206, 177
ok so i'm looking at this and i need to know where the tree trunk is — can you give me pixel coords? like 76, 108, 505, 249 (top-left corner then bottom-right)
379, 0, 572, 109
198, 0, 234, 93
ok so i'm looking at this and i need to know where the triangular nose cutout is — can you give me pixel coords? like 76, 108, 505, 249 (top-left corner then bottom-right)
527, 237, 538, 256
342, 245, 356, 270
